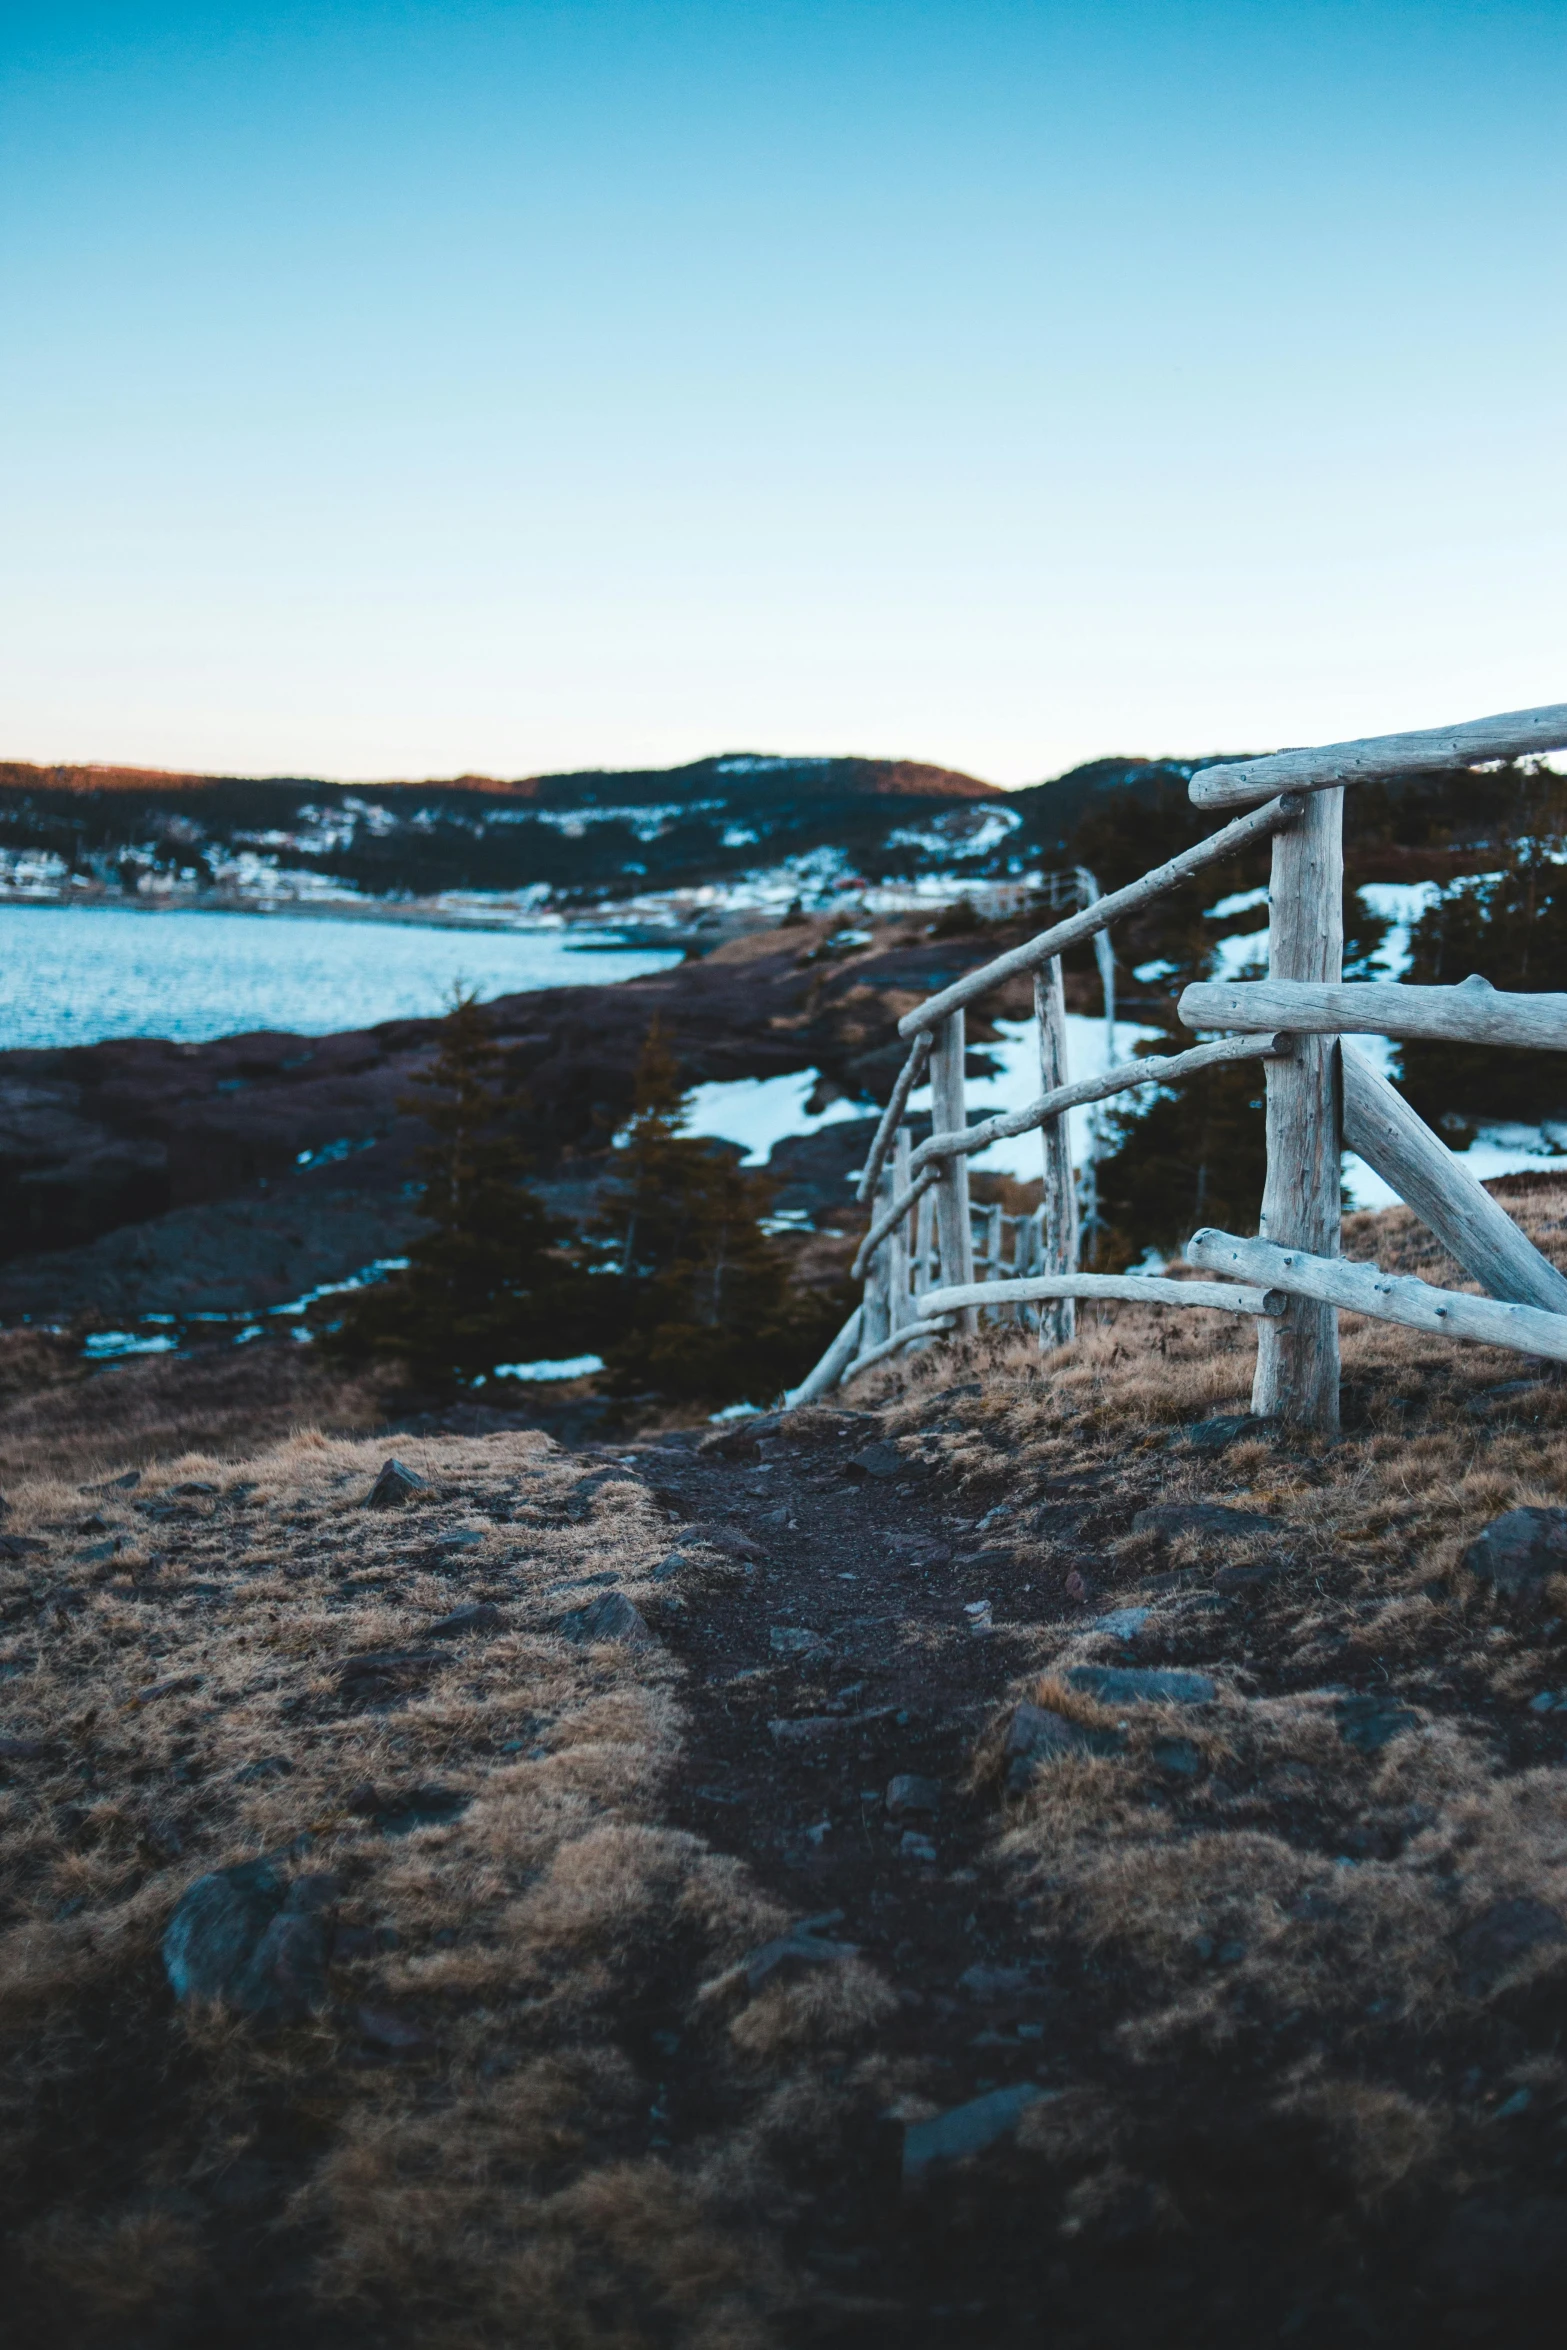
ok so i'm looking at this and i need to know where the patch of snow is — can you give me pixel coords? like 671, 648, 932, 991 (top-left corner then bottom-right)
1206, 885, 1269, 921
678, 1071, 872, 1166
1356, 881, 1445, 979
492, 1353, 605, 1381
1209, 930, 1268, 982
1132, 959, 1177, 985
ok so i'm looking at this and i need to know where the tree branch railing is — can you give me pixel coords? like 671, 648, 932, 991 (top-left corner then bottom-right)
785, 696, 1567, 1420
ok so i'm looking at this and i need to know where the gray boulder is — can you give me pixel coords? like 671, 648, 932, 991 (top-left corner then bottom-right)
558, 1589, 657, 1649
163, 1862, 336, 2017
1066, 1665, 1217, 1706
1004, 1700, 1125, 1789
1462, 1507, 1567, 1598
902, 2083, 1041, 2184
366, 1457, 428, 1509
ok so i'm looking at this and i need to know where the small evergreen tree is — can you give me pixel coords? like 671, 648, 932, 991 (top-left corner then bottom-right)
591, 1023, 847, 1408
321, 990, 591, 1390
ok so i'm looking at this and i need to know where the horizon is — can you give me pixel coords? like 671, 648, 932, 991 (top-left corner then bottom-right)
3, 2, 1563, 785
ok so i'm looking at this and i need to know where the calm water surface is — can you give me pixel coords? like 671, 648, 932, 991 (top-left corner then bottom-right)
0, 905, 682, 1052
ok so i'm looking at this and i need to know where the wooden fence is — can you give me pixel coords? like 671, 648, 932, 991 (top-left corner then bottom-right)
788, 699, 1567, 1430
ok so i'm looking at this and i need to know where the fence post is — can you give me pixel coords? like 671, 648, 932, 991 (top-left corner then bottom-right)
915, 1186, 937, 1305
982, 1203, 1004, 1320
930, 1011, 977, 1334
889, 1127, 914, 1329
863, 1166, 894, 1351
1033, 959, 1079, 1347
1252, 785, 1343, 1432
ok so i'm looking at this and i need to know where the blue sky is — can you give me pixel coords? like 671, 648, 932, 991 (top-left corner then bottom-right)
2, 1, 1563, 785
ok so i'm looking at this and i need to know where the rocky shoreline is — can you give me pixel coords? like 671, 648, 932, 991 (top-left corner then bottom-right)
0, 908, 1060, 1334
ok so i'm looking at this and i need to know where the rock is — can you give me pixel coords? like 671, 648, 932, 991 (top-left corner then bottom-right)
1213, 1561, 1284, 1593
959, 1962, 1029, 2000
886, 1773, 942, 1817
1462, 1507, 1567, 1598
163, 1859, 334, 2016
963, 1599, 994, 1637
1066, 1665, 1217, 1706
427, 1601, 501, 1640
0, 1534, 48, 1560
366, 1458, 428, 1510
1152, 1735, 1203, 1778
697, 1523, 763, 1563
172, 1480, 218, 1496
902, 2083, 1042, 2183
232, 1754, 293, 1784
1168, 1414, 1278, 1456
0, 1736, 54, 1763
337, 1649, 441, 1685
1092, 1607, 1151, 1637
770, 1626, 824, 1655
651, 1551, 689, 1580
1455, 1896, 1567, 1996
76, 1539, 122, 1564
900, 1831, 937, 1862
1464, 1380, 1544, 1418
845, 1440, 906, 1481
1003, 1700, 1124, 1789
1428, 2195, 1567, 2300
1334, 1692, 1419, 1753
1133, 1502, 1282, 1542
557, 1590, 657, 1649
1007, 1699, 1123, 1755
743, 1913, 858, 1991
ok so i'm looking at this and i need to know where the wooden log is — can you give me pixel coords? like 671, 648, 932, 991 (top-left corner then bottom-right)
1034, 958, 1077, 1348
914, 1186, 936, 1301
840, 1317, 956, 1386
888, 1128, 915, 1329
784, 1305, 864, 1407
1180, 973, 1567, 1051
930, 1012, 977, 1335
896, 794, 1303, 1037
917, 1273, 1286, 1319
852, 1162, 939, 1280
1341, 1042, 1567, 1315
862, 1166, 893, 1350
855, 1031, 932, 1204
909, 1033, 1291, 1174
1190, 702, 1567, 811
1185, 1228, 1567, 1366
1252, 787, 1343, 1433
1012, 1202, 1042, 1333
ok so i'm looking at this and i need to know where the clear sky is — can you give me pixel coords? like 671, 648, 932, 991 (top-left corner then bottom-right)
2, 1, 1563, 787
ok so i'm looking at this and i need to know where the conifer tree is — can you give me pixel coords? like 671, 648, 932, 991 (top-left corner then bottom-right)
322, 990, 591, 1390
591, 1022, 846, 1407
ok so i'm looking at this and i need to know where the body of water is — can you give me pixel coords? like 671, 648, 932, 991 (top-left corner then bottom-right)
0, 904, 682, 1052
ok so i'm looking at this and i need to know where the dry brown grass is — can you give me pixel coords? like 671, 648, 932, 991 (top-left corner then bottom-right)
0, 1426, 849, 2345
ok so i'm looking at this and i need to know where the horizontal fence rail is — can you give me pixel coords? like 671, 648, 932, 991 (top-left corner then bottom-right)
1180, 975, 1567, 1049
917, 1273, 1286, 1320
1189, 702, 1567, 811
1186, 1229, 1567, 1366
785, 692, 1567, 1421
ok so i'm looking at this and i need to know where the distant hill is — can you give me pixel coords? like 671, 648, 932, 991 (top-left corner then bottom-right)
2, 744, 1541, 911
0, 751, 1011, 905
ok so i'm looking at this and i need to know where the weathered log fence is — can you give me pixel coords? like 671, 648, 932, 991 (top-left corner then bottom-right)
787, 700, 1567, 1428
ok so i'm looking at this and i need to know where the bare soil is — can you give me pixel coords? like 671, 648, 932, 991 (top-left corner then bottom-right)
6, 1190, 1567, 2345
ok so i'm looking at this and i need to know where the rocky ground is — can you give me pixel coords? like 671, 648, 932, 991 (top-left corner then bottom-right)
5, 1190, 1567, 2345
